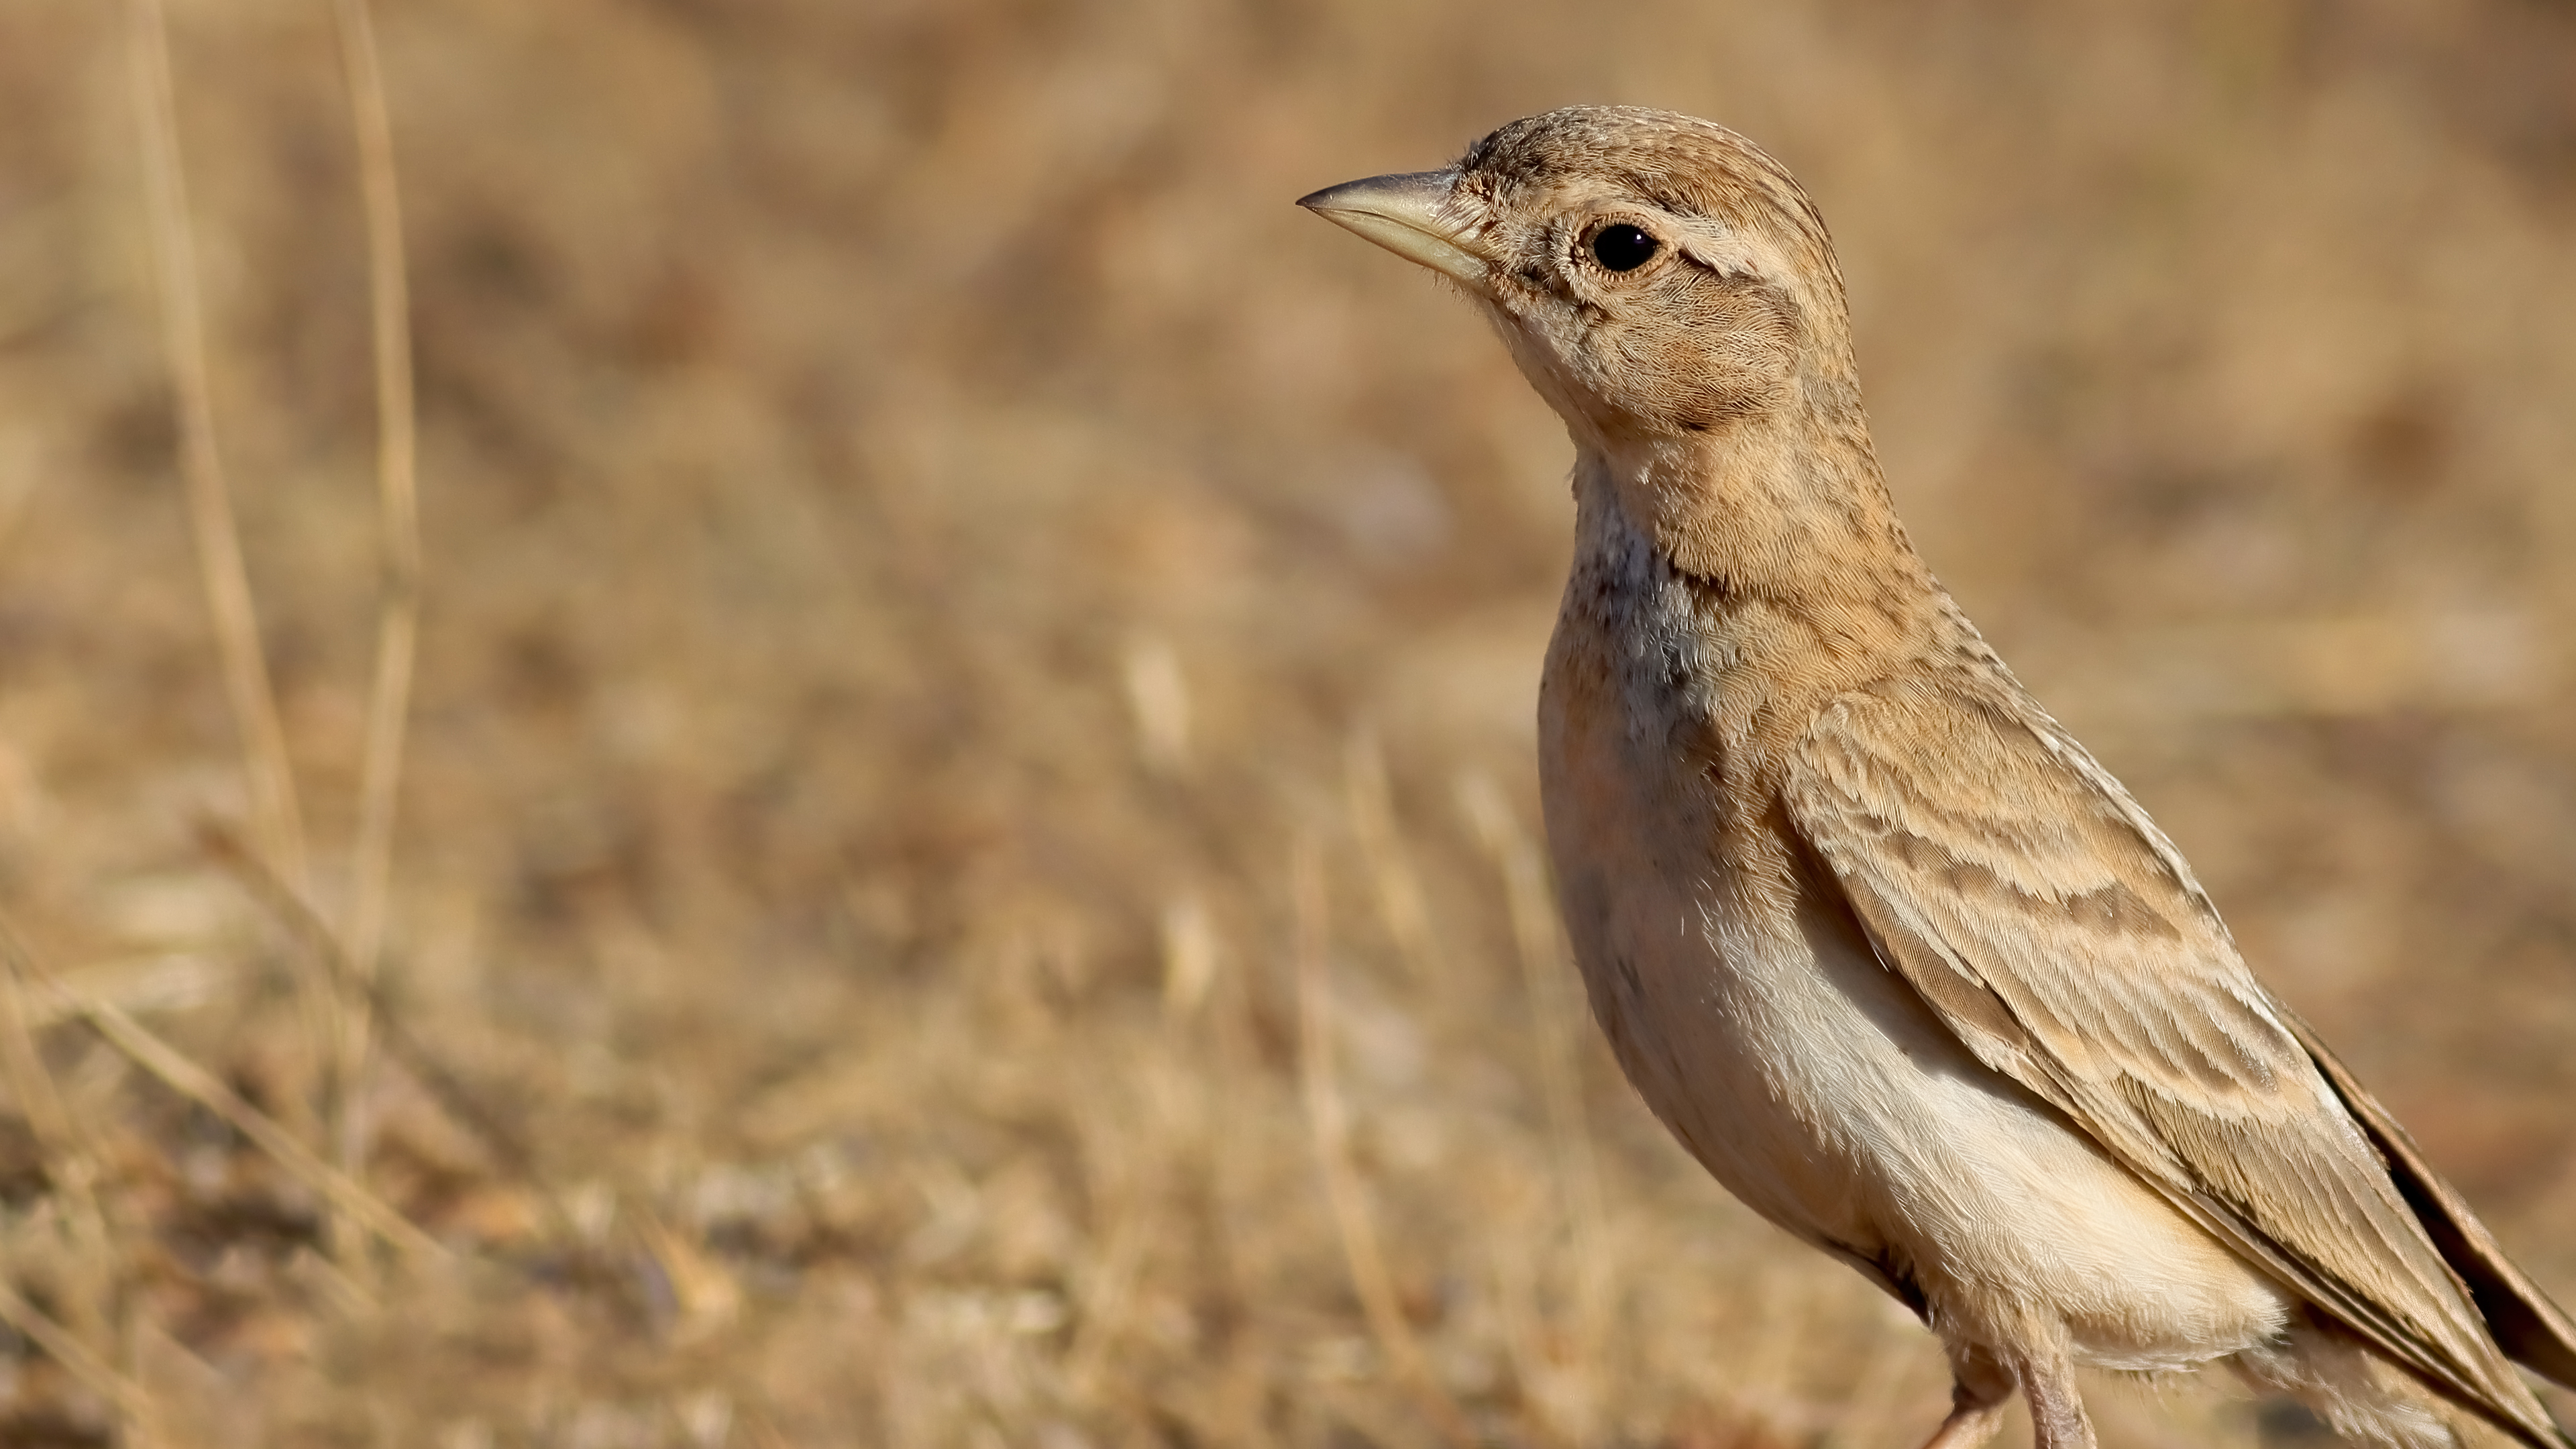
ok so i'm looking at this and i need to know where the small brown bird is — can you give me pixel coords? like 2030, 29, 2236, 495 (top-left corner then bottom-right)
1300, 107, 2576, 1449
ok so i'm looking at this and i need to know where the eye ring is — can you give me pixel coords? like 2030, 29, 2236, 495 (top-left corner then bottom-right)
1589, 222, 1661, 273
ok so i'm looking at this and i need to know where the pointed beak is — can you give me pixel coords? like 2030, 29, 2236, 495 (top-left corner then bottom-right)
1297, 169, 1491, 290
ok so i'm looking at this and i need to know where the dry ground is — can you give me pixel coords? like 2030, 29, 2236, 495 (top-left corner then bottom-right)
1, 0, 2574, 1445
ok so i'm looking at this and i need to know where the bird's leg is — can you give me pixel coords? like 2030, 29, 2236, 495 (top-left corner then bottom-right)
1917, 1344, 2011, 1449
2014, 1340, 2098, 1449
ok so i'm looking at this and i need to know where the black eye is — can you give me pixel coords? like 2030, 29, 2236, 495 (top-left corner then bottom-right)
1590, 223, 1660, 272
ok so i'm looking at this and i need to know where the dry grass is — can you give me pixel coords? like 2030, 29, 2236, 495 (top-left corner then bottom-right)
1, 1, 2574, 1445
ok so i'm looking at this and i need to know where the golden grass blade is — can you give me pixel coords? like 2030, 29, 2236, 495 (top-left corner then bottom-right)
1291, 836, 1479, 1449
0, 924, 123, 1354
1159, 892, 1217, 1020
198, 821, 539, 1183
1, 928, 160, 1448
1344, 729, 1442, 982
0, 1279, 154, 1424
1455, 771, 1610, 1429
327, 0, 425, 1263
1120, 635, 1193, 779
0, 927, 89, 1212
9, 953, 231, 1029
122, 0, 307, 888
634, 1209, 742, 1345
330, 0, 419, 1017
1061, 1185, 1153, 1398
23, 968, 443, 1263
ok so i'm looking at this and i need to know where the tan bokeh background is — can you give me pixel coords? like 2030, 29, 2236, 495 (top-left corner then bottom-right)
1, 0, 2573, 1444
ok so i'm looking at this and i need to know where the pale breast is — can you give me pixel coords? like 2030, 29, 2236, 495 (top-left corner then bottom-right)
1536, 484, 2290, 1370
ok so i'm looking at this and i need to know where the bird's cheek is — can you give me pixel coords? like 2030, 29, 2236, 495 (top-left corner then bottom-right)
1668, 358, 1790, 432
1666, 292, 1800, 431
1593, 323, 1735, 434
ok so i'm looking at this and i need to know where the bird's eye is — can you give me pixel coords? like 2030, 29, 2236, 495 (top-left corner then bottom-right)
1590, 223, 1660, 272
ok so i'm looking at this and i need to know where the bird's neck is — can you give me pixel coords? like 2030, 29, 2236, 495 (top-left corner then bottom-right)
1576, 399, 1955, 676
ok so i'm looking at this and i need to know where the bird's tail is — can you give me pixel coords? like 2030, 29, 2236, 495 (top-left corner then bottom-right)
2286, 1009, 2576, 1447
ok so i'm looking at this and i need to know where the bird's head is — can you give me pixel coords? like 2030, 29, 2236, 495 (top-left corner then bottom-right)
1301, 107, 1860, 458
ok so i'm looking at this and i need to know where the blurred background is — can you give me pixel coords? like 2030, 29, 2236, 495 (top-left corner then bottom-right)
1, 0, 2573, 1444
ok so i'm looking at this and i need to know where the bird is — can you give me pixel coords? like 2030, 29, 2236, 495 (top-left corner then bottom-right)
1298, 106, 2576, 1449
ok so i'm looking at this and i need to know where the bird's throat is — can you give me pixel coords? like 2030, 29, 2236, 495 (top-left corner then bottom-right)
1591, 408, 1927, 610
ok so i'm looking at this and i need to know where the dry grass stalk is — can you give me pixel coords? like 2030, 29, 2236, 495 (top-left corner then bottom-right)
1122, 635, 1192, 778
5, 4, 2571, 1442
11, 955, 231, 1029
121, 0, 349, 1279
1062, 1178, 1155, 1400
22, 966, 442, 1264
635, 1208, 743, 1345
1159, 892, 1217, 1019
0, 1278, 154, 1427
325, 0, 424, 1265
0, 926, 129, 1404
205, 814, 590, 1263
1344, 730, 1442, 983
0, 935, 102, 1220
0, 943, 160, 1444
1455, 773, 1611, 1418
327, 0, 421, 981
121, 0, 307, 890
1291, 835, 1479, 1449
198, 820, 538, 1185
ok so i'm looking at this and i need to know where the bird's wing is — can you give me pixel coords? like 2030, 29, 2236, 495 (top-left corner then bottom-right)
2284, 1005, 2576, 1389
1784, 677, 2564, 1448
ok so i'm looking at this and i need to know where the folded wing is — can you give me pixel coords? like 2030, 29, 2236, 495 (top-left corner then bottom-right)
1785, 676, 2569, 1448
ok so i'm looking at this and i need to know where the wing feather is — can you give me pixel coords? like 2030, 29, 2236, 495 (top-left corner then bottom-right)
2284, 1007, 2576, 1388
1786, 677, 2568, 1448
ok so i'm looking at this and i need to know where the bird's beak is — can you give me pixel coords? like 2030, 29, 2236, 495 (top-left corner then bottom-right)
1297, 170, 1491, 290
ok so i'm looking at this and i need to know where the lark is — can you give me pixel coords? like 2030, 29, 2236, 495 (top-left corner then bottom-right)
1300, 107, 2576, 1449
